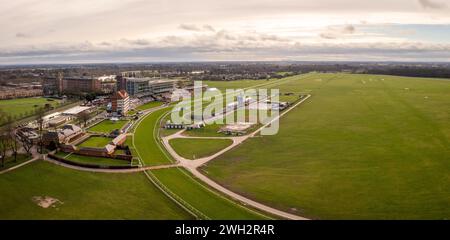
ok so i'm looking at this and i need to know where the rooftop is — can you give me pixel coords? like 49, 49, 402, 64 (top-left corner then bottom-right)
62, 106, 92, 115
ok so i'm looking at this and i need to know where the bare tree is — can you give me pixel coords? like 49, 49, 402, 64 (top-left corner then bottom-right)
77, 111, 90, 127
36, 108, 46, 154
7, 124, 19, 162
0, 133, 8, 168
19, 134, 33, 156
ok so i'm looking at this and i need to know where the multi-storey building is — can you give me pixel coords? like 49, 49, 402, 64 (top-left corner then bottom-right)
124, 77, 176, 98
44, 74, 102, 95
111, 90, 130, 115
98, 75, 117, 94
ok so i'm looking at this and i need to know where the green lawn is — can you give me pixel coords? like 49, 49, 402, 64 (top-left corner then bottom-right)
77, 136, 112, 148
0, 97, 61, 125
55, 152, 130, 167
137, 101, 164, 111
134, 108, 172, 166
150, 168, 268, 219
0, 161, 192, 219
169, 138, 233, 160
0, 154, 33, 171
203, 79, 274, 92
88, 120, 128, 133
203, 73, 450, 220
182, 123, 223, 137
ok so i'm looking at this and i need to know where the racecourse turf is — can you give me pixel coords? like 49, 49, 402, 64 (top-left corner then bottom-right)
169, 138, 233, 160
202, 73, 450, 219
88, 120, 128, 133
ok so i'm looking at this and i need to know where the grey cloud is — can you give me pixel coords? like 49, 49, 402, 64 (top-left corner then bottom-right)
16, 32, 30, 38
319, 33, 337, 39
319, 24, 356, 39
215, 30, 237, 40
99, 41, 112, 46
203, 25, 216, 32
2, 39, 449, 61
179, 24, 218, 32
418, 0, 447, 9
179, 24, 202, 31
125, 39, 151, 46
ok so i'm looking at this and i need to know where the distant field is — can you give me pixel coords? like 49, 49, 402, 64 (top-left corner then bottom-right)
150, 168, 267, 219
203, 73, 450, 219
77, 136, 111, 148
88, 120, 128, 133
203, 79, 271, 91
0, 161, 191, 219
0, 97, 61, 124
169, 138, 233, 160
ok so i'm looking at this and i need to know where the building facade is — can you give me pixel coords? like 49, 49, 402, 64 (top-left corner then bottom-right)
111, 90, 130, 115
125, 77, 176, 97
44, 74, 103, 95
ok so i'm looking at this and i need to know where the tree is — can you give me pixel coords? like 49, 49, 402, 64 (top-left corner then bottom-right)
0, 108, 6, 126
77, 111, 90, 127
19, 134, 33, 156
35, 108, 46, 154
0, 133, 8, 168
7, 124, 19, 162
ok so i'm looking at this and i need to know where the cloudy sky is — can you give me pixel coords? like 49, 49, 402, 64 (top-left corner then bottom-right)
0, 0, 449, 64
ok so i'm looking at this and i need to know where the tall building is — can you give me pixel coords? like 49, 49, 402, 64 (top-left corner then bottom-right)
61, 77, 101, 94
111, 90, 130, 115
44, 74, 103, 95
125, 77, 176, 98
98, 75, 117, 94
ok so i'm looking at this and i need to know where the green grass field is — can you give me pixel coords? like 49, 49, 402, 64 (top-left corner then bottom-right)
0, 161, 191, 219
202, 73, 450, 219
169, 138, 233, 160
77, 136, 112, 148
137, 101, 164, 111
0, 97, 61, 124
133, 106, 268, 219
0, 154, 33, 171
134, 108, 172, 166
88, 120, 128, 133
55, 152, 130, 167
203, 79, 272, 91
150, 168, 267, 219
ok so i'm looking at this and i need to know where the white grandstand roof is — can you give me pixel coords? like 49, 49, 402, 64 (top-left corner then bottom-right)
62, 106, 92, 115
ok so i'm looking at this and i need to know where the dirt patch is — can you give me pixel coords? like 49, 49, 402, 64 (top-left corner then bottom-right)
32, 196, 63, 209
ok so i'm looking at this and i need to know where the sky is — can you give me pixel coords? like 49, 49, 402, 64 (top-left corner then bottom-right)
0, 0, 449, 64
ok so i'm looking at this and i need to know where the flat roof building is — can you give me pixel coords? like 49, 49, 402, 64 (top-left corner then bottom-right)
62, 106, 92, 115
124, 77, 176, 97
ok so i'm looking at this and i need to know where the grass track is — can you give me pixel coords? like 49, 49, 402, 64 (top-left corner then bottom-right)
203, 73, 450, 219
